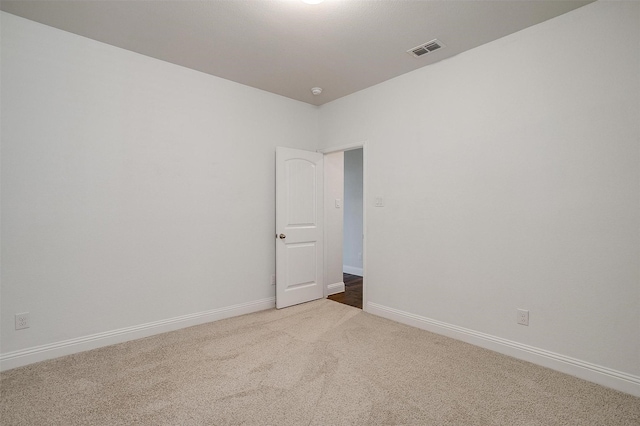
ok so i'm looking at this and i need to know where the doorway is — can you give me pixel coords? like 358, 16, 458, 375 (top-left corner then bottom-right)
328, 273, 363, 309
323, 146, 365, 310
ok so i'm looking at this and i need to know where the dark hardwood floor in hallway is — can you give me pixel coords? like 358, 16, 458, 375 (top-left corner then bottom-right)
328, 273, 362, 309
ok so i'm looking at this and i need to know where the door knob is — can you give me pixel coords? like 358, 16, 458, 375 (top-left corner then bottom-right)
279, 234, 286, 239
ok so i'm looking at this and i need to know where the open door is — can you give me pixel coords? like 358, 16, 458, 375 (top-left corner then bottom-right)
275, 147, 324, 309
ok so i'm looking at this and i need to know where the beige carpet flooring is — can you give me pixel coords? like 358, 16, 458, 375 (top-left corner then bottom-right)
1, 299, 639, 425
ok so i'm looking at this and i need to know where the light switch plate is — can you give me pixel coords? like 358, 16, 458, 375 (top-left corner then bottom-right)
335, 199, 341, 208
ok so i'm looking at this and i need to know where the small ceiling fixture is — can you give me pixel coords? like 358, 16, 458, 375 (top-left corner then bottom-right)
311, 87, 323, 96
407, 39, 445, 58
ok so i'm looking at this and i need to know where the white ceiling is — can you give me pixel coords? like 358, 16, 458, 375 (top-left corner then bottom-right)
1, 0, 593, 106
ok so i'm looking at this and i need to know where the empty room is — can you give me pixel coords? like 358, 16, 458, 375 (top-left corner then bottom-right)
1, 1, 639, 424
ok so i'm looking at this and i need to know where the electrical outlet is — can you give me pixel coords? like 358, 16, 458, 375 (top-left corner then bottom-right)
15, 312, 30, 330
517, 309, 529, 326
270, 274, 276, 286
374, 196, 385, 207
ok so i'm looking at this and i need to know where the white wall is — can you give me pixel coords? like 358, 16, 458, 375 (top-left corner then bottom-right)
343, 149, 363, 275
0, 12, 318, 364
324, 151, 344, 294
319, 1, 640, 394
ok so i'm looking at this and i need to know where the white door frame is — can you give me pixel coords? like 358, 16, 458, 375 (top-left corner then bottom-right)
318, 141, 368, 312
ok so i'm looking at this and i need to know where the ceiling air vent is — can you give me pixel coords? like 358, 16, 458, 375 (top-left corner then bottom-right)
407, 39, 444, 58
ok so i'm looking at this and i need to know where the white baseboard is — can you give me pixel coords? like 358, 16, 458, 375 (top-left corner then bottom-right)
343, 265, 363, 276
366, 301, 640, 397
0, 297, 275, 372
327, 281, 345, 295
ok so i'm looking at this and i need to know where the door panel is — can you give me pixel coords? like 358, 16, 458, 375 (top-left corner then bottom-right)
276, 147, 324, 309
286, 159, 317, 226
286, 242, 317, 287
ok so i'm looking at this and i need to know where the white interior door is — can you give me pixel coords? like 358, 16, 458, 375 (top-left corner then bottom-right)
276, 147, 324, 309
